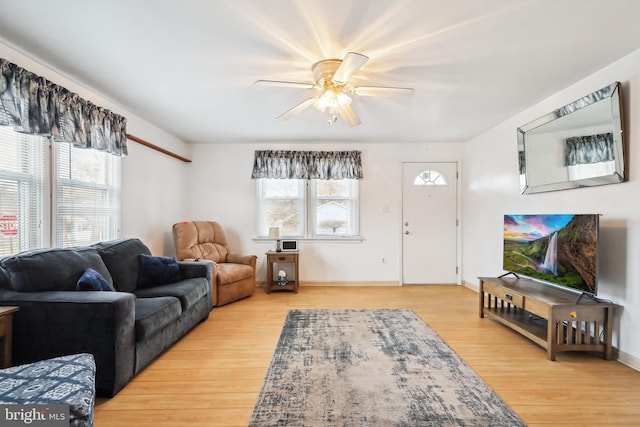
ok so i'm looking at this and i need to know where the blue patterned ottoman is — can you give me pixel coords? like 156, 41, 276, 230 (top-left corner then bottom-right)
0, 353, 96, 427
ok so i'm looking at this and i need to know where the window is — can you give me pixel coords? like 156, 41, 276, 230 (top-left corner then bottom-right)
257, 178, 359, 238
55, 142, 121, 247
0, 127, 46, 255
0, 126, 121, 256
257, 179, 306, 237
413, 170, 447, 186
311, 179, 359, 236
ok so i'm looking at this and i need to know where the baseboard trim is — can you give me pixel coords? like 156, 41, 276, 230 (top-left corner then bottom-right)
257, 281, 401, 288
302, 281, 401, 287
615, 348, 640, 371
462, 279, 479, 292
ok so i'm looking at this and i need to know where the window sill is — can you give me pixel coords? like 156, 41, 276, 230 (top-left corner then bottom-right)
253, 236, 364, 243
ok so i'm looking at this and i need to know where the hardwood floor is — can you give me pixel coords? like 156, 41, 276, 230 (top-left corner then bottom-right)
94, 285, 640, 426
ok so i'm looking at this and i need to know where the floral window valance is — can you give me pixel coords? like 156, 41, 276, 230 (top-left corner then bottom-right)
0, 58, 127, 156
563, 133, 614, 166
251, 150, 363, 180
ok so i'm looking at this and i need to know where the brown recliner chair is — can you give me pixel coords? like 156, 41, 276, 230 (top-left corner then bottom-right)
172, 221, 256, 306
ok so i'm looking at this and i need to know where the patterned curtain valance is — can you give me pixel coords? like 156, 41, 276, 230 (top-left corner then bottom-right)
563, 133, 614, 166
251, 150, 363, 180
0, 58, 127, 156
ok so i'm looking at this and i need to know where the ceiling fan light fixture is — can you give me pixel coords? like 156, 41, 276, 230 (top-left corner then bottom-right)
312, 59, 342, 83
314, 88, 351, 113
255, 51, 413, 127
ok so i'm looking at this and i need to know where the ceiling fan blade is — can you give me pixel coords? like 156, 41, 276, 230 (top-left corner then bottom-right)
351, 86, 415, 97
332, 52, 369, 84
254, 80, 315, 89
339, 104, 361, 127
277, 97, 318, 121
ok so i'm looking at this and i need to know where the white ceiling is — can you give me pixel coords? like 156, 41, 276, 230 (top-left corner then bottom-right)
1, 0, 640, 144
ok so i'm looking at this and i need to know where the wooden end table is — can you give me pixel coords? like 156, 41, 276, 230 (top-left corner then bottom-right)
0, 306, 19, 368
265, 251, 299, 294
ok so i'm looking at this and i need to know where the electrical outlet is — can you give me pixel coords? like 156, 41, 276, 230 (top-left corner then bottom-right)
381, 258, 385, 263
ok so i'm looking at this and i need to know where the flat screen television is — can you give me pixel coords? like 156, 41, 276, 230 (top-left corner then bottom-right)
503, 214, 598, 296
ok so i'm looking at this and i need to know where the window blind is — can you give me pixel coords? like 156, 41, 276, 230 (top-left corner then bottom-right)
0, 127, 46, 255
55, 142, 121, 247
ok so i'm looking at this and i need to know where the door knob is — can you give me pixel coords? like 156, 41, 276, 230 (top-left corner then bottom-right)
405, 222, 409, 226
404, 230, 409, 235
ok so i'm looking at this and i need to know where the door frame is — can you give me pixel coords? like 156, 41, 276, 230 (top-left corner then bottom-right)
400, 161, 462, 285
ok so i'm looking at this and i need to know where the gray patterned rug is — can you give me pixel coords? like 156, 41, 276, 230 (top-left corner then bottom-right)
248, 309, 526, 427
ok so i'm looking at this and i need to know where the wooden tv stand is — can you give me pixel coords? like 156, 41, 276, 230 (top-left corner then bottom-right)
479, 276, 619, 360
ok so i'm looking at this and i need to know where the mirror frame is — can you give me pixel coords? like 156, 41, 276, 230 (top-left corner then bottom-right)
517, 82, 625, 194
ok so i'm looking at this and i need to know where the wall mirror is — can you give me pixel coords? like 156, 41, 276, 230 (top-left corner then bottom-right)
518, 82, 625, 194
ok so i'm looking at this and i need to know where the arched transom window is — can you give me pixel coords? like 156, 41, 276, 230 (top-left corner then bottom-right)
413, 170, 447, 186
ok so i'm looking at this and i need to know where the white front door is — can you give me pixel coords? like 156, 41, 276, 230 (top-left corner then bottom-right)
402, 162, 458, 284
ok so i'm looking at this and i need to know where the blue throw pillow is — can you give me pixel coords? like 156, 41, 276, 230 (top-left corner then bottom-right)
77, 268, 115, 291
138, 254, 181, 289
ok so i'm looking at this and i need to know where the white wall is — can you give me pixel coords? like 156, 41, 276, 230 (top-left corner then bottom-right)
120, 141, 191, 255
0, 42, 192, 255
184, 142, 464, 284
461, 49, 640, 369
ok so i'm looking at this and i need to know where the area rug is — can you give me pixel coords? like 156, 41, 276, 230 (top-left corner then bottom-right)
248, 309, 526, 427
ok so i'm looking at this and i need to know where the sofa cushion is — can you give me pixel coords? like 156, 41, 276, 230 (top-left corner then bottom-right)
134, 297, 181, 341
217, 262, 254, 285
0, 353, 96, 426
77, 268, 116, 291
0, 267, 10, 290
0, 247, 113, 292
94, 238, 151, 293
138, 254, 181, 289
135, 278, 209, 311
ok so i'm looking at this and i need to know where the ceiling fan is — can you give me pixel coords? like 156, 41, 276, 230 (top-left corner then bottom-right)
254, 52, 415, 127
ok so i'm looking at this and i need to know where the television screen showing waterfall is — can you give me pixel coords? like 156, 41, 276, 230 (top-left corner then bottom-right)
503, 214, 598, 295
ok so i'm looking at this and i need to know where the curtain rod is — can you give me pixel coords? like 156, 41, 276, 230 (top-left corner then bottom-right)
126, 133, 192, 163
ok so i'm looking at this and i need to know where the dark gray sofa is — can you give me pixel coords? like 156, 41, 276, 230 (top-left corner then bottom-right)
0, 238, 213, 397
